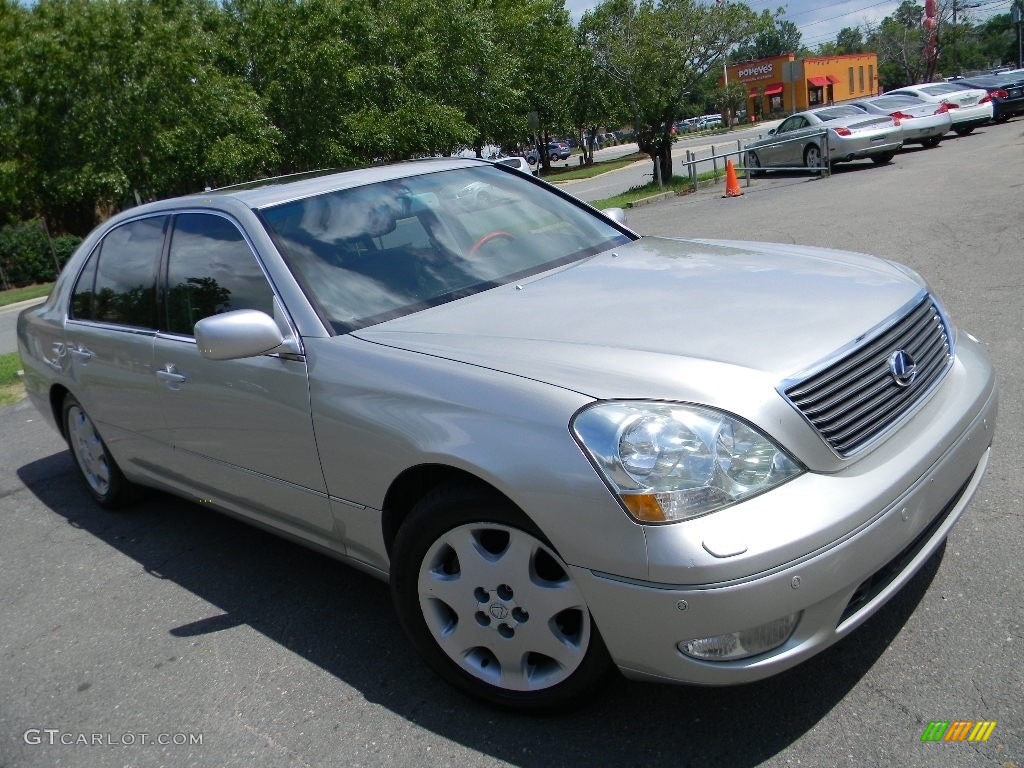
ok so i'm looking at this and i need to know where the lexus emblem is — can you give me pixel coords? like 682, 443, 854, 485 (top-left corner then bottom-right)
889, 350, 918, 387
488, 603, 510, 620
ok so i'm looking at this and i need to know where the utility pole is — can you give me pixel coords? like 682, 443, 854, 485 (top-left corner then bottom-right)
1013, 3, 1023, 69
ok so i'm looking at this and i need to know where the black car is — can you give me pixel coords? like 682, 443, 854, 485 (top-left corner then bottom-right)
953, 72, 1024, 122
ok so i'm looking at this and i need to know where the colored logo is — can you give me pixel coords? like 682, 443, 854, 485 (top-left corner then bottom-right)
920, 721, 997, 742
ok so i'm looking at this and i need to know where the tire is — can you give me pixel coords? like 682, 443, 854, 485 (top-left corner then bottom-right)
390, 485, 613, 711
921, 136, 941, 149
62, 393, 141, 509
747, 151, 762, 177
953, 125, 975, 136
994, 113, 1010, 123
871, 152, 896, 165
803, 144, 824, 172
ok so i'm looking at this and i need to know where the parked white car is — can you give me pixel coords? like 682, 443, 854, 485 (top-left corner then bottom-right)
492, 156, 536, 176
885, 82, 993, 136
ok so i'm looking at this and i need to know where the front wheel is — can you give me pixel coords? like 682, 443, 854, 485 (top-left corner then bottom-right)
921, 136, 941, 149
390, 486, 612, 710
746, 151, 762, 177
953, 125, 975, 136
871, 151, 896, 165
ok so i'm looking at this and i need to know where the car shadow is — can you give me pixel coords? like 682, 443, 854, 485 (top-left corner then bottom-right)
18, 450, 944, 768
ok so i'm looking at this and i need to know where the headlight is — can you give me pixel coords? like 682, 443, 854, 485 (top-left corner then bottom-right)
572, 402, 803, 523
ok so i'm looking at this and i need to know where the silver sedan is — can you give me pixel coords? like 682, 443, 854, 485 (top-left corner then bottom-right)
18, 159, 997, 710
848, 94, 953, 148
745, 105, 903, 172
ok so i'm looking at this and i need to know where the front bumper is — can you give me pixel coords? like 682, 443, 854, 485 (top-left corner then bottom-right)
573, 347, 997, 685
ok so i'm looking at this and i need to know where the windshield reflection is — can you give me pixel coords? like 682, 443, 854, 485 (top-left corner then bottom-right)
260, 166, 631, 333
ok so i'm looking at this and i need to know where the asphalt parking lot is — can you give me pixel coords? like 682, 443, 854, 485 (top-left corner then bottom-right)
1, 122, 1021, 768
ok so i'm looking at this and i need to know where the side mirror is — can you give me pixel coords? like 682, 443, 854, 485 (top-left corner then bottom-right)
604, 207, 628, 226
768, 128, 777, 136
194, 309, 290, 361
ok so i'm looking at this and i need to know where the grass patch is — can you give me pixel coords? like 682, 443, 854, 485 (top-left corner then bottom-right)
540, 153, 647, 182
591, 166, 738, 209
0, 351, 26, 407
0, 283, 52, 308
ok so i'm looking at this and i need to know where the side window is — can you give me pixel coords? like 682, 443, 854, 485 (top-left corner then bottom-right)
91, 216, 164, 328
70, 247, 100, 320
165, 213, 276, 336
779, 117, 804, 133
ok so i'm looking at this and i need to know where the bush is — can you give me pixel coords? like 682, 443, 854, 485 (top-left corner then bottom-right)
0, 219, 81, 289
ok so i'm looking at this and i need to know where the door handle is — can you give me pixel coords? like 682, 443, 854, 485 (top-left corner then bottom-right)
156, 365, 188, 390
69, 345, 93, 361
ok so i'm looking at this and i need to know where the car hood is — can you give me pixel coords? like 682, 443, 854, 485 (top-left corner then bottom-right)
353, 237, 924, 401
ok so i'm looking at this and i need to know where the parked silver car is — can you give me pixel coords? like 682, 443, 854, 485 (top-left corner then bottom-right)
745, 105, 903, 172
18, 159, 997, 710
847, 94, 953, 148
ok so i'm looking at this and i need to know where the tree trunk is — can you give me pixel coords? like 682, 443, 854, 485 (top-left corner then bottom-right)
659, 142, 673, 182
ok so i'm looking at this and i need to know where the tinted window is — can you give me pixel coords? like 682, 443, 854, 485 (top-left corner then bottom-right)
90, 217, 164, 328
70, 247, 99, 320
165, 213, 276, 336
814, 106, 865, 120
920, 83, 965, 95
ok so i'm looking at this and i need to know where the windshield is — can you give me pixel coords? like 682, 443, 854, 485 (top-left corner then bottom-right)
261, 166, 631, 333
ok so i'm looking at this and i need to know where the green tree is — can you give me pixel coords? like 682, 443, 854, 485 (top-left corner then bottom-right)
835, 26, 865, 54
10, 0, 279, 232
867, 1, 928, 88
584, 0, 767, 182
732, 12, 803, 61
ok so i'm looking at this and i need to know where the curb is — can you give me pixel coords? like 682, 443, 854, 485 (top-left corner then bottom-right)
0, 296, 47, 314
625, 191, 678, 208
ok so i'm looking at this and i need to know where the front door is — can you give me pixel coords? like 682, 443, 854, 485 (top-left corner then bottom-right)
152, 211, 334, 546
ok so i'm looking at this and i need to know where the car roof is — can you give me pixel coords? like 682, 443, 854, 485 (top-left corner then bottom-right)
957, 72, 1024, 86
92, 158, 495, 229
217, 158, 489, 209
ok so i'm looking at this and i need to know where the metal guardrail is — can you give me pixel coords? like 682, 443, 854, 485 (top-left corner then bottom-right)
680, 129, 832, 192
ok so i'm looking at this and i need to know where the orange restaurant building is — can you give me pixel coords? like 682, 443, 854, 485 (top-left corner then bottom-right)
724, 53, 881, 120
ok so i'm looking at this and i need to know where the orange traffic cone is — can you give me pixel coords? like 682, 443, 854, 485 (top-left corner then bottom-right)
724, 159, 742, 197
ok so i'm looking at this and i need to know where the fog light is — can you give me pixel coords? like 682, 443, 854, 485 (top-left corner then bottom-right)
678, 612, 800, 661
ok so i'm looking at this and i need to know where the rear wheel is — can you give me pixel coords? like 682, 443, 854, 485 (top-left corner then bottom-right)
921, 136, 941, 149
390, 485, 612, 711
62, 394, 141, 509
871, 152, 896, 165
803, 144, 824, 172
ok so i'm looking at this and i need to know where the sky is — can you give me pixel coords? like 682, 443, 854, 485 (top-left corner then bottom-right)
564, 0, 1016, 51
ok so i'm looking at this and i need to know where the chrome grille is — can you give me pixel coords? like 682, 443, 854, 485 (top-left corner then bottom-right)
783, 296, 953, 456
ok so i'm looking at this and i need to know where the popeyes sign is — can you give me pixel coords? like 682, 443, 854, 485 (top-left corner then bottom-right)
736, 63, 776, 82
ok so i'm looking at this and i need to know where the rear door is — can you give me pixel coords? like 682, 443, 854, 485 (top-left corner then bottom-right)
62, 215, 168, 475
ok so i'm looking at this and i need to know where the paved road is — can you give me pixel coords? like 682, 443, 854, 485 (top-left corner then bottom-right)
1, 122, 1021, 768
0, 297, 44, 355
558, 122, 782, 203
